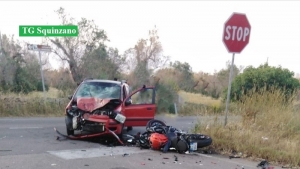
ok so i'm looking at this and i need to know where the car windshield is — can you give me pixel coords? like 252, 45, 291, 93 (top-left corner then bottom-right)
74, 81, 121, 99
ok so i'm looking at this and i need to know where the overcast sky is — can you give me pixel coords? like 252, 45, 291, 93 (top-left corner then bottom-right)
1, 1, 300, 75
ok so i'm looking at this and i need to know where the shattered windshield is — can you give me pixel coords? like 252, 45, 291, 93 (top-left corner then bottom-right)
74, 82, 121, 99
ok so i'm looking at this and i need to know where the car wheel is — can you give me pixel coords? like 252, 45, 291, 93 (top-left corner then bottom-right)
65, 115, 74, 136
126, 126, 133, 132
66, 125, 74, 136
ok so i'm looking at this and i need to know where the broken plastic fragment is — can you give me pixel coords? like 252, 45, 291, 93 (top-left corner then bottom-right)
174, 155, 178, 161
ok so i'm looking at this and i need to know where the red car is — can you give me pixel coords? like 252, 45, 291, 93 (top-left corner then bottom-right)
64, 78, 157, 143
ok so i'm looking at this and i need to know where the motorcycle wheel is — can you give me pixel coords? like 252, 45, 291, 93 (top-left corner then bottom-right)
146, 119, 166, 130
184, 134, 213, 148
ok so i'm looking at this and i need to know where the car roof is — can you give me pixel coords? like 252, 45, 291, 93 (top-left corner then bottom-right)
82, 79, 126, 86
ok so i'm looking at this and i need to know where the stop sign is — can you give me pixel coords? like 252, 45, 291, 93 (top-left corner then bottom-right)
223, 13, 251, 53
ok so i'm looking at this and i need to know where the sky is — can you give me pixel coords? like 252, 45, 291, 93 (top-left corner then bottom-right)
1, 1, 300, 76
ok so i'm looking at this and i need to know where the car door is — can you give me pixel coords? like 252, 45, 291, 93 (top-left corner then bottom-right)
123, 87, 156, 126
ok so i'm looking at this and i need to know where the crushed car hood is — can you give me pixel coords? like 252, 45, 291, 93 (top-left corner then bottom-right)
76, 97, 112, 112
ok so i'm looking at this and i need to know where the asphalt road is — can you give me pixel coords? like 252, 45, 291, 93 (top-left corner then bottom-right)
0, 115, 275, 169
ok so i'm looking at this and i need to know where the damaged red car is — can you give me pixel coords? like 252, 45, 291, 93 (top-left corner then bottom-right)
64, 78, 157, 142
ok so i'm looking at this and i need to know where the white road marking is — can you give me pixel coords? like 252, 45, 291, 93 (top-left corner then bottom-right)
47, 147, 150, 160
9, 127, 43, 129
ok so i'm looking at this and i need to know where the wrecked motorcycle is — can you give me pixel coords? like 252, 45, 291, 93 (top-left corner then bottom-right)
136, 119, 212, 153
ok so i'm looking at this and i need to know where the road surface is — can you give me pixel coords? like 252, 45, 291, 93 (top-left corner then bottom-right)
0, 115, 273, 169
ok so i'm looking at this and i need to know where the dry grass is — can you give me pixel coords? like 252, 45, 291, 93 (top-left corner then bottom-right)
194, 89, 300, 167
0, 88, 69, 117
178, 90, 224, 115
178, 90, 221, 106
0, 87, 63, 99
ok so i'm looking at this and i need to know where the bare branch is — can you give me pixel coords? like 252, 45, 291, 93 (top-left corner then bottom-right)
49, 39, 70, 58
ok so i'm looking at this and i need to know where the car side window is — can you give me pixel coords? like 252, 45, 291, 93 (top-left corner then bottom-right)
130, 88, 153, 104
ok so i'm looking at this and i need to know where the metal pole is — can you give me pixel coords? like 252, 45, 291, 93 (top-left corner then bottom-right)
174, 103, 177, 115
224, 53, 235, 126
38, 50, 46, 99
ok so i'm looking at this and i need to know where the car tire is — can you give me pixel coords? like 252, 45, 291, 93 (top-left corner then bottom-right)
66, 125, 74, 136
126, 126, 133, 132
65, 115, 74, 136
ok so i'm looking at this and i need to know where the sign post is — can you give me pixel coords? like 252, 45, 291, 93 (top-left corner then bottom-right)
222, 12, 251, 126
27, 44, 52, 99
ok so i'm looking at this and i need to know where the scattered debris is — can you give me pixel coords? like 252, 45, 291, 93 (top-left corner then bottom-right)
174, 155, 178, 162
141, 163, 145, 165
163, 157, 169, 159
84, 164, 89, 166
162, 162, 165, 164
56, 136, 67, 141
229, 155, 241, 159
81, 150, 86, 151
51, 164, 56, 166
122, 153, 129, 157
0, 150, 12, 152
257, 160, 269, 169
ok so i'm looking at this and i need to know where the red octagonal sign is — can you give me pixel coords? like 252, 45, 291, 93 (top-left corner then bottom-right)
223, 13, 251, 53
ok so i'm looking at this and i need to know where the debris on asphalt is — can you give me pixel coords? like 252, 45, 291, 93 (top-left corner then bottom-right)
162, 162, 165, 164
56, 136, 67, 141
148, 158, 153, 161
257, 160, 269, 169
84, 164, 89, 166
163, 157, 169, 159
229, 155, 241, 159
110, 147, 113, 156
174, 155, 178, 162
122, 153, 129, 157
81, 150, 86, 151
51, 164, 56, 166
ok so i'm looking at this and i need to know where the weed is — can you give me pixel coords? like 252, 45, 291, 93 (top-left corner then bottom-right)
194, 88, 300, 167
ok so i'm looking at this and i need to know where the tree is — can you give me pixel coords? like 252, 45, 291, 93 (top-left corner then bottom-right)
217, 60, 241, 88
47, 7, 109, 83
0, 34, 44, 93
124, 27, 169, 89
80, 45, 125, 80
170, 61, 195, 91
228, 63, 300, 102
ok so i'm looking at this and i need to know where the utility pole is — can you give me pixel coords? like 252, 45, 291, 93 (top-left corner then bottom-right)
27, 44, 52, 99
